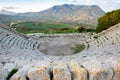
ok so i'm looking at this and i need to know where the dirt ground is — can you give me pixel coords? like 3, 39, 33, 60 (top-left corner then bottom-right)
38, 38, 82, 56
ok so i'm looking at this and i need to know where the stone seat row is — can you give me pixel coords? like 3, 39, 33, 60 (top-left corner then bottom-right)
86, 27, 120, 49
0, 28, 38, 50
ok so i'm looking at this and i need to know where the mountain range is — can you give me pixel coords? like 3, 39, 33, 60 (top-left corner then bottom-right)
0, 4, 105, 25
0, 9, 16, 15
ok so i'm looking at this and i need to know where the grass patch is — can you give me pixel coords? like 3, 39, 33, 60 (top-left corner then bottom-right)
6, 68, 18, 80
73, 44, 85, 54
93, 35, 98, 39
11, 22, 74, 34
11, 21, 96, 34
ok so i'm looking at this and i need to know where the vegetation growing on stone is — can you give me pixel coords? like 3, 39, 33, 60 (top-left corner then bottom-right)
6, 68, 18, 80
93, 35, 98, 39
76, 27, 95, 33
73, 44, 85, 54
96, 9, 120, 33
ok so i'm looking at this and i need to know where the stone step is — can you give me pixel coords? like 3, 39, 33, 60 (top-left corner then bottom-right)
17, 38, 24, 49
0, 34, 10, 49
104, 35, 109, 41
26, 40, 36, 49
1, 35, 15, 48
114, 33, 120, 43
28, 41, 33, 49
19, 39, 26, 49
27, 41, 30, 49
90, 41, 95, 47
102, 36, 108, 42
29, 41, 34, 48
7, 36, 16, 46
15, 38, 23, 48
0, 30, 4, 34
96, 40, 99, 47
8, 36, 18, 47
0, 33, 9, 41
2, 35, 14, 45
1, 35, 15, 49
23, 40, 29, 49
20, 40, 28, 49
12, 37, 20, 47
110, 34, 118, 45
96, 37, 103, 47
105, 34, 114, 45
93, 40, 99, 47
32, 42, 38, 49
0, 34, 11, 43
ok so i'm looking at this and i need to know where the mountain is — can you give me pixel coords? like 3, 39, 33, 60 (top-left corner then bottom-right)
0, 9, 16, 15
64, 5, 105, 24
0, 4, 105, 26
17, 4, 105, 24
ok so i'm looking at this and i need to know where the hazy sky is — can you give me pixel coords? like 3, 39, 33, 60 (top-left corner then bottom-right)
0, 0, 120, 13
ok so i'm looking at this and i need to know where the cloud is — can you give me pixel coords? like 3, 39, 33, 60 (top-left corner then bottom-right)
2, 6, 19, 10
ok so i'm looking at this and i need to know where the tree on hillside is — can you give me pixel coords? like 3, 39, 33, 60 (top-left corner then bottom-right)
96, 9, 120, 33
76, 27, 85, 33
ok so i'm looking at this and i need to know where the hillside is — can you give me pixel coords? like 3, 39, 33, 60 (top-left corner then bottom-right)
64, 5, 104, 24
0, 4, 105, 27
18, 4, 105, 24
0, 9, 16, 15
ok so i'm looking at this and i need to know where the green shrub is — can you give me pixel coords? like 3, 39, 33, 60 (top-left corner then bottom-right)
76, 27, 85, 33
93, 35, 98, 39
74, 44, 85, 54
6, 68, 18, 80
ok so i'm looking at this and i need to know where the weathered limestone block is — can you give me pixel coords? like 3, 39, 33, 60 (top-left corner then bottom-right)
10, 64, 32, 80
99, 37, 105, 47
11, 77, 27, 80
53, 62, 71, 80
17, 39, 23, 48
83, 60, 113, 80
114, 33, 120, 43
69, 61, 87, 80
12, 37, 19, 47
0, 70, 6, 80
3, 63, 17, 72
0, 63, 7, 80
24, 41, 29, 49
107, 35, 114, 43
113, 61, 120, 80
27, 63, 51, 80
20, 39, 25, 49
0, 63, 17, 80
0, 33, 7, 40
8, 36, 17, 45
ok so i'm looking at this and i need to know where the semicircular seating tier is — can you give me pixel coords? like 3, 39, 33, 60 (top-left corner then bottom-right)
0, 23, 120, 80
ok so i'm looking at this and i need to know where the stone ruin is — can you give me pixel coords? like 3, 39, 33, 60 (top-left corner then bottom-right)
27, 33, 91, 55
0, 23, 120, 80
